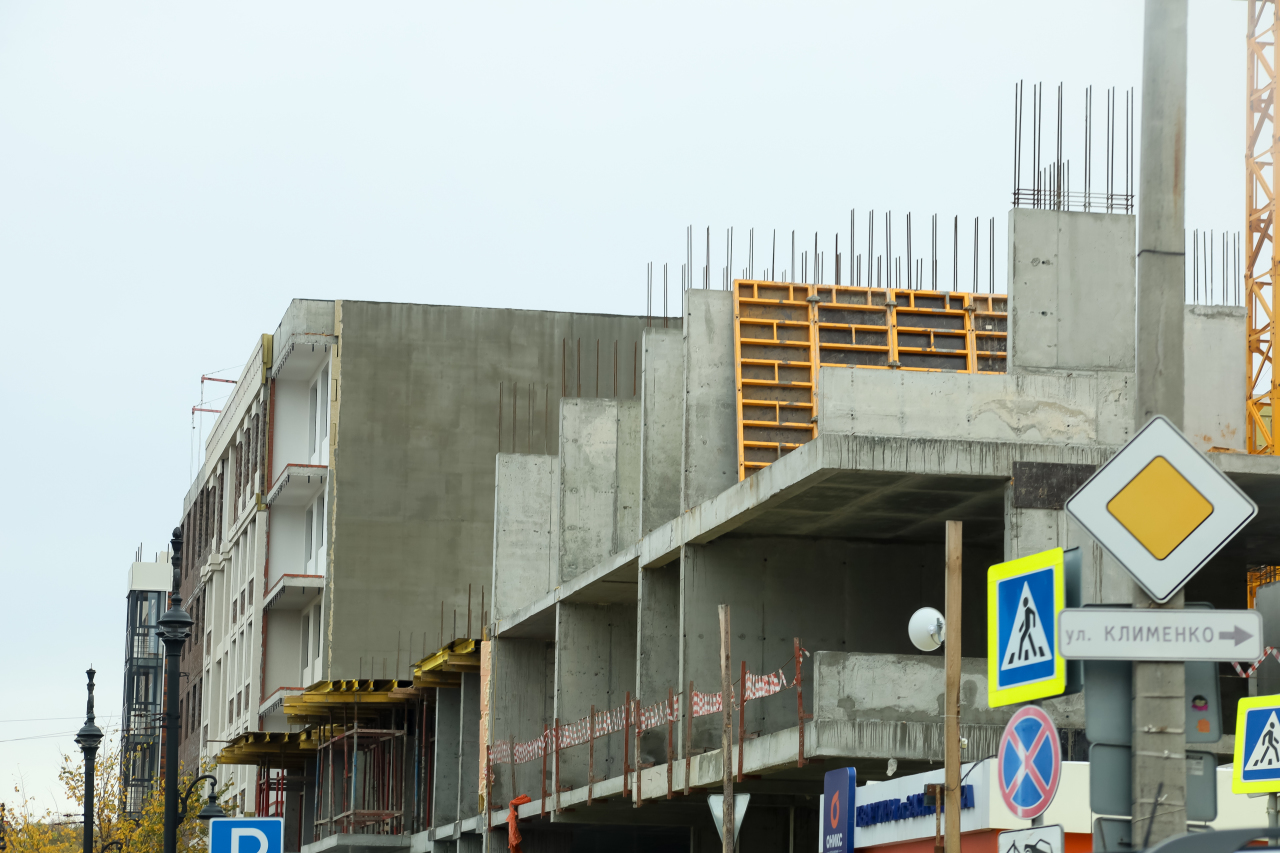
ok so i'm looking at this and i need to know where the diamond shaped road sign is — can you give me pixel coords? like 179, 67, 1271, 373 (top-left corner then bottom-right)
1066, 415, 1258, 604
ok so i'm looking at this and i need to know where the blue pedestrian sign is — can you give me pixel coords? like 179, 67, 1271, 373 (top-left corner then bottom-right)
209, 818, 284, 853
987, 548, 1066, 707
997, 706, 1062, 820
1233, 695, 1280, 794
822, 767, 856, 853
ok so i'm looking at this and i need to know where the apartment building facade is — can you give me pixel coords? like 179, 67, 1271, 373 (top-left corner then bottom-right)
171, 298, 658, 821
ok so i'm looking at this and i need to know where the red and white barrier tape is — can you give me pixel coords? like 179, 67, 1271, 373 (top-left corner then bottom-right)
1232, 646, 1280, 678
492, 664, 797, 764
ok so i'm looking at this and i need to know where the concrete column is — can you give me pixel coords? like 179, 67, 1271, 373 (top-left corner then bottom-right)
458, 672, 481, 819
489, 638, 552, 805
553, 603, 635, 789
433, 687, 461, 826
681, 291, 737, 511
636, 564, 680, 761
640, 329, 684, 535
1133, 0, 1188, 842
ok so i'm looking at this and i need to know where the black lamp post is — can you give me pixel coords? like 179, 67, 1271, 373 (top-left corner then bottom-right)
74, 668, 103, 853
179, 775, 225, 823
157, 527, 192, 853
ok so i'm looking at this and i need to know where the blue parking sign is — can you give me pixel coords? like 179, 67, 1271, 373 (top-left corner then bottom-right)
209, 818, 283, 853
822, 767, 856, 853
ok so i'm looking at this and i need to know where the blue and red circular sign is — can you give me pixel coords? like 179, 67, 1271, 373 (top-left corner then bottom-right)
997, 706, 1061, 819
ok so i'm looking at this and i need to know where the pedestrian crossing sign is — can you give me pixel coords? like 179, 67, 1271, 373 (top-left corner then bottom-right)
1233, 696, 1280, 793
988, 548, 1066, 707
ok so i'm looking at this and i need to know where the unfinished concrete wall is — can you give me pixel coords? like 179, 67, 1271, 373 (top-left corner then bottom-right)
636, 563, 680, 762
811, 651, 1084, 763
641, 329, 683, 535
682, 291, 737, 511
552, 603, 636, 789
488, 638, 554, 805
1007, 209, 1136, 373
559, 398, 620, 582
433, 687, 461, 826
491, 454, 557, 623
327, 302, 659, 679
1184, 304, 1247, 452
818, 368, 1133, 446
614, 400, 641, 552
679, 537, 998, 751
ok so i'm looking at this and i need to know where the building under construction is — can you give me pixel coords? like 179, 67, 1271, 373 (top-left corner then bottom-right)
171, 195, 1280, 853
152, 16, 1280, 847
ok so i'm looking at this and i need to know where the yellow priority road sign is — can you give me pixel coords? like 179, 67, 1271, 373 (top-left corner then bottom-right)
1065, 416, 1257, 604
987, 548, 1066, 707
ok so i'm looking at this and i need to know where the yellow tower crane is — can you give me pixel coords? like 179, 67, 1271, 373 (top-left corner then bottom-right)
1248, 0, 1278, 453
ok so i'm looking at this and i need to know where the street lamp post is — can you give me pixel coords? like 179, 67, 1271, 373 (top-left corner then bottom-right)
157, 527, 192, 853
74, 668, 103, 853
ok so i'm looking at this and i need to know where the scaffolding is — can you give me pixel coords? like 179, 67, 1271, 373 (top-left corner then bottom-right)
733, 280, 1008, 478
283, 680, 422, 839
121, 588, 166, 817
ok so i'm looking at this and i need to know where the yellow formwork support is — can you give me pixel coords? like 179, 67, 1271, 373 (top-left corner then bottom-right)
733, 280, 1008, 479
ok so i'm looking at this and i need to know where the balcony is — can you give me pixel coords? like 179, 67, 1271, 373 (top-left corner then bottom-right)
266, 464, 327, 508
263, 574, 324, 612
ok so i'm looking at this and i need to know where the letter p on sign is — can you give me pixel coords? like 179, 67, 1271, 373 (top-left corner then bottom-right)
210, 818, 283, 853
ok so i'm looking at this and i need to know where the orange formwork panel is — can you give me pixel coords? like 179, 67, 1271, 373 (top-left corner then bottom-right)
733, 280, 1008, 480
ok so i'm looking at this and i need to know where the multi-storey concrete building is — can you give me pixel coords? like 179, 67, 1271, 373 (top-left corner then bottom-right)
172, 298, 658, 820
193, 208, 1280, 853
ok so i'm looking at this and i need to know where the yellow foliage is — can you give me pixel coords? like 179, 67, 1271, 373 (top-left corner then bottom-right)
2, 734, 230, 853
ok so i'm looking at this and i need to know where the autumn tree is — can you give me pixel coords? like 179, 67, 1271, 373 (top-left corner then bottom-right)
3, 734, 227, 853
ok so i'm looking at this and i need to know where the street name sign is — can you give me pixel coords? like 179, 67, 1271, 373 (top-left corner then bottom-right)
997, 706, 1061, 820
998, 824, 1065, 853
210, 818, 283, 853
1233, 695, 1280, 794
1058, 607, 1262, 662
1065, 415, 1257, 603
987, 548, 1066, 707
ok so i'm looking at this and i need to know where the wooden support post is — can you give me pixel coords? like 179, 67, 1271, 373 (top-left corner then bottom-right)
635, 698, 643, 807
685, 680, 693, 796
553, 718, 561, 814
588, 704, 595, 806
667, 688, 675, 799
795, 638, 806, 769
540, 725, 547, 818
944, 520, 963, 853
484, 746, 492, 829
737, 659, 746, 782
719, 604, 734, 853
623, 691, 631, 799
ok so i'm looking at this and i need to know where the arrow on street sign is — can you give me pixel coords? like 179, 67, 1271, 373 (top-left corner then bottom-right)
1058, 608, 1262, 662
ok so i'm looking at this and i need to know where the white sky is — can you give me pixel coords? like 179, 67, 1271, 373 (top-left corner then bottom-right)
0, 1, 1246, 814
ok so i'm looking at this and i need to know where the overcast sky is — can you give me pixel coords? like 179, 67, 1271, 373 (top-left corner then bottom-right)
0, 1, 1244, 813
